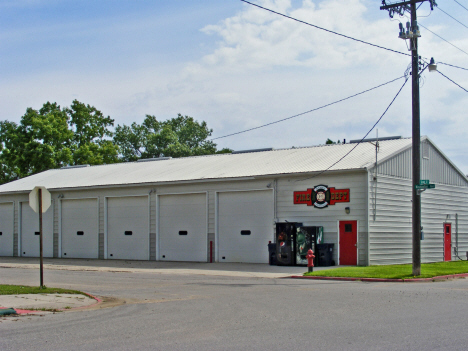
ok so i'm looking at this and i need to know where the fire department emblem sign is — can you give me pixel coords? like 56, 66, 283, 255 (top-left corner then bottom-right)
293, 185, 350, 209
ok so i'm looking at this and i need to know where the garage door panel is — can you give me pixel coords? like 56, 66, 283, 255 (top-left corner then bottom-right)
0, 203, 14, 256
159, 194, 207, 262
61, 199, 98, 259
21, 203, 54, 257
218, 191, 273, 263
107, 196, 149, 260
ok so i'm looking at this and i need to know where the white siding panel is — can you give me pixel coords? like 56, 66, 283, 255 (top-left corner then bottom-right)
0, 202, 14, 256
368, 175, 468, 265
377, 140, 468, 187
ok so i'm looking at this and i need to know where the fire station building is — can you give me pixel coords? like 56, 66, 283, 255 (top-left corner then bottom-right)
0, 136, 466, 266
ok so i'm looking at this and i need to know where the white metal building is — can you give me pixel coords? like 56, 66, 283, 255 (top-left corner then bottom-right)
0, 136, 466, 265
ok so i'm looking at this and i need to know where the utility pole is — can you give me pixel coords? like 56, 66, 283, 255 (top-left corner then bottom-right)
380, 0, 436, 276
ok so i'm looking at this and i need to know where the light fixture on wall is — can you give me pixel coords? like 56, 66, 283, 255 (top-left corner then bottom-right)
446, 214, 451, 220
58, 194, 64, 199
345, 207, 350, 215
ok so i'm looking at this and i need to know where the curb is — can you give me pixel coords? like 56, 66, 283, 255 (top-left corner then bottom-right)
290, 272, 468, 282
66, 293, 102, 311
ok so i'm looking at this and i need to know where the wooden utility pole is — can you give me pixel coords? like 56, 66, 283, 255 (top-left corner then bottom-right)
380, 0, 436, 276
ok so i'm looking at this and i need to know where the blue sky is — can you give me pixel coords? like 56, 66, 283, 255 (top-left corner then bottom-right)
1, 0, 467, 174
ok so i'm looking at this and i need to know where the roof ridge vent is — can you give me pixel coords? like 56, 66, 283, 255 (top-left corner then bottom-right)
60, 164, 90, 169
232, 148, 273, 154
349, 136, 402, 143
137, 157, 173, 162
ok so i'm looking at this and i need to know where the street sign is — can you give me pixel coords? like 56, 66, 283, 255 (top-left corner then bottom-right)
29, 186, 51, 213
419, 180, 430, 185
415, 184, 436, 190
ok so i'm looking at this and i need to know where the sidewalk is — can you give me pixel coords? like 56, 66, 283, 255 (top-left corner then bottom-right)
0, 293, 101, 315
0, 257, 324, 278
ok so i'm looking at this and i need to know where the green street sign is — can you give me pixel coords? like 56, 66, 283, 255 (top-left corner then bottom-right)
419, 179, 430, 185
415, 183, 435, 190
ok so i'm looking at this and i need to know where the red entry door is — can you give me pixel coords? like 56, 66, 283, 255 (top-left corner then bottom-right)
339, 221, 357, 265
444, 223, 452, 261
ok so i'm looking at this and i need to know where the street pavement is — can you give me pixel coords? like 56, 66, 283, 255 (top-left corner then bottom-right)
1, 258, 468, 351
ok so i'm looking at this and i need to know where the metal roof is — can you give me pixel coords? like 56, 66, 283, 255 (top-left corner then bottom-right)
0, 137, 414, 193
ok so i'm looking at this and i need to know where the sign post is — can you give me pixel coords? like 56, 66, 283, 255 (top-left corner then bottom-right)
29, 186, 51, 289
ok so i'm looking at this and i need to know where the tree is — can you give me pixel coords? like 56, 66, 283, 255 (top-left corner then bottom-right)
0, 100, 119, 184
66, 100, 119, 165
114, 114, 231, 162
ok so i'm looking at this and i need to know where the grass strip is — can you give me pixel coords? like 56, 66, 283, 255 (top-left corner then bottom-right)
304, 260, 468, 279
0, 285, 85, 296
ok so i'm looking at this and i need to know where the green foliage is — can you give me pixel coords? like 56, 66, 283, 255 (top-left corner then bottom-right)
0, 102, 231, 184
114, 114, 230, 161
0, 100, 119, 184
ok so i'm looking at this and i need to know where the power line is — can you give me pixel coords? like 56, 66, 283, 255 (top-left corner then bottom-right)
437, 70, 468, 92
210, 75, 406, 141
453, 0, 468, 13
438, 61, 468, 71
437, 6, 468, 30
239, 0, 411, 57
419, 23, 468, 57
297, 76, 409, 182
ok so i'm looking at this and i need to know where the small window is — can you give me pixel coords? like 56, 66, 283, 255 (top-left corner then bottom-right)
77, 231, 84, 236
179, 231, 188, 235
445, 226, 450, 234
345, 224, 352, 232
423, 142, 429, 159
125, 231, 133, 236
241, 230, 251, 235
0, 232, 3, 235
35, 231, 40, 236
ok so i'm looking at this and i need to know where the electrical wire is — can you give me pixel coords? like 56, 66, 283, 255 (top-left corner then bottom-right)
209, 75, 406, 141
419, 23, 468, 57
239, 0, 411, 57
453, 0, 468, 13
438, 61, 468, 71
296, 76, 409, 182
437, 70, 468, 92
437, 6, 468, 30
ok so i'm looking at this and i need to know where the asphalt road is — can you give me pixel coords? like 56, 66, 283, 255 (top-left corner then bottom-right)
1, 266, 468, 351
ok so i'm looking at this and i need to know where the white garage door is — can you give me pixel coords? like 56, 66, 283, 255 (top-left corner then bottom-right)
21, 202, 54, 257
159, 193, 207, 262
107, 196, 149, 260
0, 202, 14, 256
61, 198, 98, 258
218, 190, 274, 263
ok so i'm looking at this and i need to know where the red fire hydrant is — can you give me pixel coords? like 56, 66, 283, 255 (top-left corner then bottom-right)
306, 249, 315, 273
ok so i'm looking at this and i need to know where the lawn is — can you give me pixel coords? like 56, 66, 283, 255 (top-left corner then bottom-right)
0, 285, 85, 296
304, 260, 468, 279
